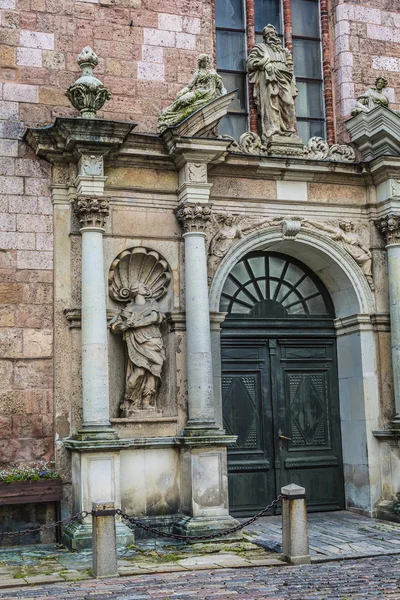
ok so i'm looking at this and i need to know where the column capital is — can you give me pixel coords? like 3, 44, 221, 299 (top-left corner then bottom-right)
375, 213, 400, 246
175, 202, 213, 234
74, 195, 110, 230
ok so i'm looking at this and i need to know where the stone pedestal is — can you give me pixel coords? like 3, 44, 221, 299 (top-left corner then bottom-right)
63, 443, 134, 551
346, 106, 400, 160
281, 484, 311, 565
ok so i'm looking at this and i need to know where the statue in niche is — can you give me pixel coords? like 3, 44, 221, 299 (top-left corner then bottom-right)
109, 248, 171, 417
207, 213, 282, 280
158, 54, 227, 131
303, 219, 374, 290
351, 76, 389, 116
247, 24, 298, 141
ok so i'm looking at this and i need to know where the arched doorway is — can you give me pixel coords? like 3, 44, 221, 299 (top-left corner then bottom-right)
220, 250, 345, 516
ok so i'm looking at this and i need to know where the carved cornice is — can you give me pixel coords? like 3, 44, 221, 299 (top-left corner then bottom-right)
174, 202, 213, 233
74, 195, 110, 229
375, 214, 400, 245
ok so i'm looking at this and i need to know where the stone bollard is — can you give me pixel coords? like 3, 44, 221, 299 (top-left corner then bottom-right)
92, 501, 118, 578
281, 484, 311, 565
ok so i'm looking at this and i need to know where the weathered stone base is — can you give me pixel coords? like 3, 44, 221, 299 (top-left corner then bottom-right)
374, 501, 400, 525
62, 520, 134, 552
174, 515, 242, 542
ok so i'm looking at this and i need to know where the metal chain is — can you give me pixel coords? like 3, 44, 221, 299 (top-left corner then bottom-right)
0, 510, 91, 540
116, 495, 282, 542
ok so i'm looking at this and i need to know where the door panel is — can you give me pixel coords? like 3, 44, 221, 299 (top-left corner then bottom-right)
272, 340, 345, 511
222, 343, 276, 516
222, 337, 345, 515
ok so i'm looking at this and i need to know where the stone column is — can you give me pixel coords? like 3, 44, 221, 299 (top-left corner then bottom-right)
376, 214, 400, 429
74, 196, 116, 439
175, 202, 221, 435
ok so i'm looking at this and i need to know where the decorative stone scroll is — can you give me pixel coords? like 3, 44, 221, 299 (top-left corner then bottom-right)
174, 202, 213, 233
74, 195, 110, 228
109, 247, 171, 417
375, 214, 400, 245
66, 47, 111, 119
225, 132, 356, 162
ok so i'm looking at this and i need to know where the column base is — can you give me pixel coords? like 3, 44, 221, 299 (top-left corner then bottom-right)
174, 515, 242, 542
75, 426, 118, 441
184, 420, 224, 437
391, 415, 400, 431
62, 520, 134, 552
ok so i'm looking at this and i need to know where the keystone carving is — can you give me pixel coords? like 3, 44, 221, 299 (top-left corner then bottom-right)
74, 195, 110, 228
174, 202, 213, 233
375, 214, 400, 245
66, 47, 111, 119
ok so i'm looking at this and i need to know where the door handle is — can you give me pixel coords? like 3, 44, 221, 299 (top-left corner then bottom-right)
278, 434, 292, 440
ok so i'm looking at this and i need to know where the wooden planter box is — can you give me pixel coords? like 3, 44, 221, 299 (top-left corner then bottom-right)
0, 479, 63, 506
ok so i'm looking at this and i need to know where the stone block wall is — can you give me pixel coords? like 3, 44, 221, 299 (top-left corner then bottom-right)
333, 0, 400, 141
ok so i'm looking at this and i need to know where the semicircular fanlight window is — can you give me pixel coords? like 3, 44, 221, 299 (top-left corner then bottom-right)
220, 252, 333, 317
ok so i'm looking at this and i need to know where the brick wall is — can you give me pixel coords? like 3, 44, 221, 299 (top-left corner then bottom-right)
0, 0, 213, 467
332, 0, 400, 141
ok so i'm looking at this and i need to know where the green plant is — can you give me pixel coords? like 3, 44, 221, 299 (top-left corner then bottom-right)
0, 462, 60, 483
393, 501, 400, 516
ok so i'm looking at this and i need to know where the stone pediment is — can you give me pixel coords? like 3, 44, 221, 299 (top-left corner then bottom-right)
160, 90, 236, 140
346, 105, 400, 161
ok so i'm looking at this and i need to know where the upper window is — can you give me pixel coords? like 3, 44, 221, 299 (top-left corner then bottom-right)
215, 0, 325, 142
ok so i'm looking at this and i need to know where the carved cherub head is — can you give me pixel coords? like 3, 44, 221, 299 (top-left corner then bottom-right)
339, 221, 354, 232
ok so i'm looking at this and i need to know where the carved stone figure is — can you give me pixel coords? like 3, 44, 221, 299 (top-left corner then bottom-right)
351, 77, 389, 116
158, 54, 227, 132
247, 24, 298, 141
304, 219, 374, 290
207, 213, 281, 280
66, 47, 111, 118
109, 248, 171, 417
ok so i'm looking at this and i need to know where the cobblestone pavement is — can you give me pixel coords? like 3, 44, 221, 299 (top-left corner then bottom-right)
244, 511, 400, 561
0, 554, 399, 599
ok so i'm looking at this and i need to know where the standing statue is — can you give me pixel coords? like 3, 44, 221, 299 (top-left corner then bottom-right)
304, 220, 374, 290
158, 54, 227, 131
109, 248, 171, 417
247, 24, 298, 141
207, 213, 281, 280
351, 77, 389, 116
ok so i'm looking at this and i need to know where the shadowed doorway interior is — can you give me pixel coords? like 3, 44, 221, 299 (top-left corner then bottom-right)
220, 251, 345, 517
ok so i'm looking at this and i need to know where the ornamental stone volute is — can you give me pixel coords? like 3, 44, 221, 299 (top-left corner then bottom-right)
74, 195, 110, 229
66, 47, 111, 119
175, 202, 213, 233
375, 214, 400, 246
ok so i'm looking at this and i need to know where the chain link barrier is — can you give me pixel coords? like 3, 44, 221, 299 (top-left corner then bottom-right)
0, 496, 282, 543
116, 495, 282, 542
0, 510, 91, 541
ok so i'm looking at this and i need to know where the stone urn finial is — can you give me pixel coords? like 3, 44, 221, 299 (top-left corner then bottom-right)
65, 46, 111, 119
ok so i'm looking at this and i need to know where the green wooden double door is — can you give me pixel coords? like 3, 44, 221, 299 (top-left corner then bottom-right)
219, 251, 345, 516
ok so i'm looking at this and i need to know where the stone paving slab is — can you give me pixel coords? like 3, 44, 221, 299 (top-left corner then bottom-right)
0, 555, 398, 599
243, 510, 400, 561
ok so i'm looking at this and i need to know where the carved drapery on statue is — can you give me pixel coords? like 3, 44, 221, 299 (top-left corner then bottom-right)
247, 24, 298, 141
158, 54, 227, 132
205, 213, 374, 290
109, 248, 171, 417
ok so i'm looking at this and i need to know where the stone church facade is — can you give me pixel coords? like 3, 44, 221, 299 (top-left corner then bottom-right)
0, 0, 400, 545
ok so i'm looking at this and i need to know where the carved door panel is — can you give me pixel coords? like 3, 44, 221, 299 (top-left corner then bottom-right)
271, 340, 345, 512
222, 338, 345, 516
221, 343, 276, 517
